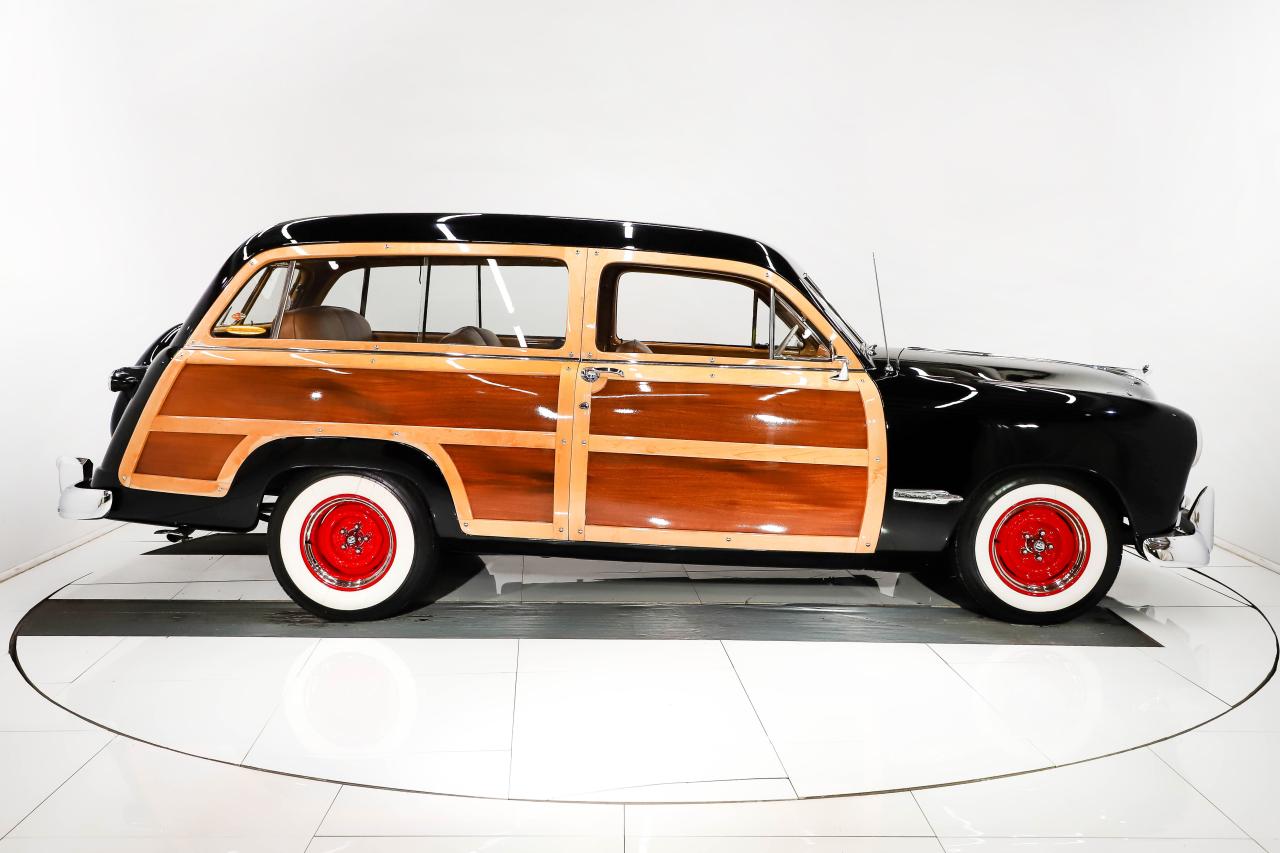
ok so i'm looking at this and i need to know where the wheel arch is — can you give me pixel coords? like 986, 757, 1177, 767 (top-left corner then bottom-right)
233, 436, 463, 537
963, 463, 1131, 535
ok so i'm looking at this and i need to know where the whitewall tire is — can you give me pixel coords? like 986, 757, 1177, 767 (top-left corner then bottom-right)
269, 470, 437, 621
953, 474, 1122, 624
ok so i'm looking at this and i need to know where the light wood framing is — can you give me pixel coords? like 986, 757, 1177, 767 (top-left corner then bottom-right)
123, 240, 888, 554
565, 248, 888, 553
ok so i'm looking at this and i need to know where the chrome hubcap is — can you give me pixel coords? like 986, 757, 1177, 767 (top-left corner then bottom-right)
339, 522, 372, 555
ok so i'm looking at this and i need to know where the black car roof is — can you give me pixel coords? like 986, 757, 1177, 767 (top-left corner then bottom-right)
231, 212, 804, 285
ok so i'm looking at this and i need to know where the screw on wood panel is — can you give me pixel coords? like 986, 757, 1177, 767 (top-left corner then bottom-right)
578, 529, 584, 534
392, 431, 400, 437
875, 457, 881, 462
463, 522, 469, 528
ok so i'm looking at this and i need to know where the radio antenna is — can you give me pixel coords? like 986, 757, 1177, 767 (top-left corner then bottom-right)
871, 252, 891, 371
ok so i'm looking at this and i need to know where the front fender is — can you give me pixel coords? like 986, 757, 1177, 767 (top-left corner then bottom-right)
875, 372, 1197, 551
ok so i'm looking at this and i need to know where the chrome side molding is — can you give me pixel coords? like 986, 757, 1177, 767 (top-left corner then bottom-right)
893, 489, 964, 505
1143, 486, 1215, 567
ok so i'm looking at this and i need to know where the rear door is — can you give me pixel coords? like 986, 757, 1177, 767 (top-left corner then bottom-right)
566, 249, 886, 554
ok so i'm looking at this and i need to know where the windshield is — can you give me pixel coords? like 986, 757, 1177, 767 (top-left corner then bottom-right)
799, 274, 873, 360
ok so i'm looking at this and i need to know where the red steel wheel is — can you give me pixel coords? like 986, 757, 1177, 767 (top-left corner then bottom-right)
953, 475, 1122, 624
299, 494, 397, 591
988, 497, 1091, 596
269, 471, 438, 621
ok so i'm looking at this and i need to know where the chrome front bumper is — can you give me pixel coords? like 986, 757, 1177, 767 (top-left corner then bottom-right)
57, 457, 113, 520
1142, 486, 1214, 567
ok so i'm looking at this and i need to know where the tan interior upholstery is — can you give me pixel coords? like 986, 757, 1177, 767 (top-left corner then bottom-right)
277, 306, 373, 342
440, 325, 502, 346
615, 338, 653, 354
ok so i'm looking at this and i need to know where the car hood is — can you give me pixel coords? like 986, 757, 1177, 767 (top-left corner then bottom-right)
891, 346, 1155, 400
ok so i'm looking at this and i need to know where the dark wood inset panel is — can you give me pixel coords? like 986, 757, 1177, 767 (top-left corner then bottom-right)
446, 445, 556, 522
585, 453, 866, 536
136, 432, 244, 481
589, 381, 866, 448
161, 365, 560, 433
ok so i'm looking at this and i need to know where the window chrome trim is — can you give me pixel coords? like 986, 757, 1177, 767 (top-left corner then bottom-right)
183, 343, 852, 372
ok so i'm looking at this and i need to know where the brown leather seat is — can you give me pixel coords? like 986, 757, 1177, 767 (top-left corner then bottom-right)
440, 325, 502, 346
277, 306, 373, 342
615, 338, 653, 354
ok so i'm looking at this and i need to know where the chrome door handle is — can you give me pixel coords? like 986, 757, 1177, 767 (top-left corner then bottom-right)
580, 366, 625, 382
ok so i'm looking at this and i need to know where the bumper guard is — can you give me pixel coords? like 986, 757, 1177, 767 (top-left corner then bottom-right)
1142, 486, 1214, 567
57, 457, 113, 520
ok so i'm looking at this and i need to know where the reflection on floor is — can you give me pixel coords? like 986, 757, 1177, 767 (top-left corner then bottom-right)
0, 523, 1276, 851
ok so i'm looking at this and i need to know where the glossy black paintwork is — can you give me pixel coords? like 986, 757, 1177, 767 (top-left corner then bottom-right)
96, 215, 1201, 561
108, 323, 181, 434
875, 347, 1198, 549
238, 213, 802, 282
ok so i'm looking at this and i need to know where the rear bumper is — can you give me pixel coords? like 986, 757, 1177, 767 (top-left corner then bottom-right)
1142, 486, 1214, 567
57, 457, 113, 520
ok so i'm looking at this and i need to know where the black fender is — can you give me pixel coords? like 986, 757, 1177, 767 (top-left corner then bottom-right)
876, 372, 1197, 551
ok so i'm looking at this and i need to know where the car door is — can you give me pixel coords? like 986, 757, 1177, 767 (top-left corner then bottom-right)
566, 249, 886, 554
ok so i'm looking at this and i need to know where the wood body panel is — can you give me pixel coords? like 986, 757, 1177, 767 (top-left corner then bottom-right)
589, 380, 866, 448
570, 248, 889, 553
135, 432, 245, 481
119, 240, 888, 555
444, 446, 556, 522
160, 364, 559, 433
585, 453, 866, 536
120, 348, 573, 540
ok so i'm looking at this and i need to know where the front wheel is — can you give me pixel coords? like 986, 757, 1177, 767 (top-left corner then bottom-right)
952, 474, 1122, 624
269, 470, 437, 621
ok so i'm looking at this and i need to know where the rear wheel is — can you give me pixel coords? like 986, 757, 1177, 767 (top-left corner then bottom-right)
269, 470, 437, 621
952, 473, 1121, 624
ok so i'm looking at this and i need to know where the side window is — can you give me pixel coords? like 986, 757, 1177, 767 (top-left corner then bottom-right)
318, 261, 426, 335
364, 264, 427, 335
599, 266, 830, 360
212, 263, 294, 337
616, 271, 755, 347
423, 257, 569, 348
219, 254, 569, 348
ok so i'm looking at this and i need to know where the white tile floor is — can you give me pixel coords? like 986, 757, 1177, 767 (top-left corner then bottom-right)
0, 524, 1277, 851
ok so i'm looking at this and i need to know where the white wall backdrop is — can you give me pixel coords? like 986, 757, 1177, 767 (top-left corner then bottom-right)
2, 0, 1277, 570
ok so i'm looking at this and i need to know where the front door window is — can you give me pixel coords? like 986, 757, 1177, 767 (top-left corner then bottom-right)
598, 266, 830, 360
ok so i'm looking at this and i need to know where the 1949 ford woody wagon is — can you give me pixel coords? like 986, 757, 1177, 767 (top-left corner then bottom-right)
57, 213, 1213, 624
